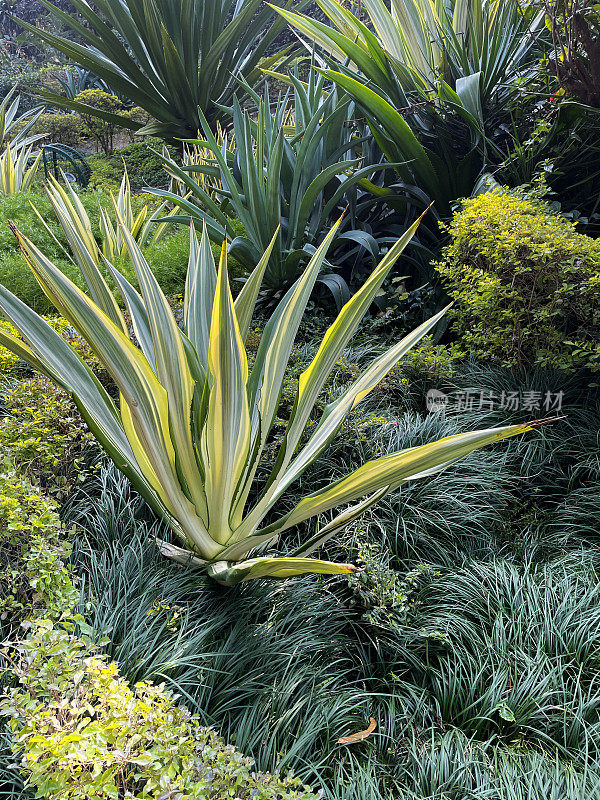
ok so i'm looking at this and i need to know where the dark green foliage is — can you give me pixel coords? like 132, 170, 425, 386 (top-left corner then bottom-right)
499, 102, 600, 236
18, 0, 297, 139
158, 71, 382, 303
0, 715, 27, 800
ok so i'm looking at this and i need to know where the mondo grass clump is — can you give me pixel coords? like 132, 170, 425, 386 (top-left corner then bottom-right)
61, 433, 600, 798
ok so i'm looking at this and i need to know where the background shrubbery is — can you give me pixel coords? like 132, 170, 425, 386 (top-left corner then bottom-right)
88, 140, 175, 192
436, 189, 600, 371
0, 190, 191, 310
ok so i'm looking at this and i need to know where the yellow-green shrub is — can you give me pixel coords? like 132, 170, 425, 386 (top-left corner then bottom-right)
435, 191, 600, 371
0, 472, 77, 633
2, 620, 319, 800
0, 316, 102, 493
0, 375, 93, 492
75, 89, 122, 156
0, 317, 100, 374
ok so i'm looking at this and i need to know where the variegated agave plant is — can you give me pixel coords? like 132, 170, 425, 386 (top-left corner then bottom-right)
0, 211, 537, 585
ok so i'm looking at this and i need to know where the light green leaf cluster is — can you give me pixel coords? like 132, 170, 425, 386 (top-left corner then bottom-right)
0, 471, 77, 630
0, 375, 93, 490
434, 190, 600, 371
2, 620, 319, 800
0, 143, 42, 197
31, 172, 175, 271
0, 88, 44, 153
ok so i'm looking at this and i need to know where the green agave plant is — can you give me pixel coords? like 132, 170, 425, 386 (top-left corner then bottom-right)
0, 213, 539, 585
153, 71, 382, 302
16, 0, 299, 139
275, 0, 546, 213
0, 142, 42, 197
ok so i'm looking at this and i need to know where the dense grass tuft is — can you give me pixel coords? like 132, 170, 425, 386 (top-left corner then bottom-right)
56, 353, 600, 799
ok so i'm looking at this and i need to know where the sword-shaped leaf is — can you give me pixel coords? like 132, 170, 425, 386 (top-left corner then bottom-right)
233, 228, 279, 342
207, 555, 359, 586
184, 222, 216, 371
200, 242, 252, 544
117, 219, 208, 521
259, 423, 536, 539
232, 218, 344, 526
44, 177, 125, 328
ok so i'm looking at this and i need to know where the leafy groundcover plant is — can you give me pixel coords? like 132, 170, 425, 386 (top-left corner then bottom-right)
0, 475, 319, 800
435, 189, 600, 370
0, 212, 542, 585
3, 621, 320, 800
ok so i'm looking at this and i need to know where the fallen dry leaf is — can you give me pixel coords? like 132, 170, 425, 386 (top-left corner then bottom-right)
337, 717, 377, 745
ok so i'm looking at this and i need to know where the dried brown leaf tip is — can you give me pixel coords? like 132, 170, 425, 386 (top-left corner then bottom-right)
337, 717, 377, 745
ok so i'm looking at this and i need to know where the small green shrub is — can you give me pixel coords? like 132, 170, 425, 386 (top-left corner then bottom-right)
435, 190, 600, 371
87, 155, 122, 193
348, 541, 437, 628
378, 337, 465, 407
40, 112, 85, 148
0, 375, 93, 492
12, 111, 84, 149
0, 472, 77, 634
2, 620, 319, 800
0, 191, 189, 309
75, 89, 122, 156
0, 315, 99, 374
